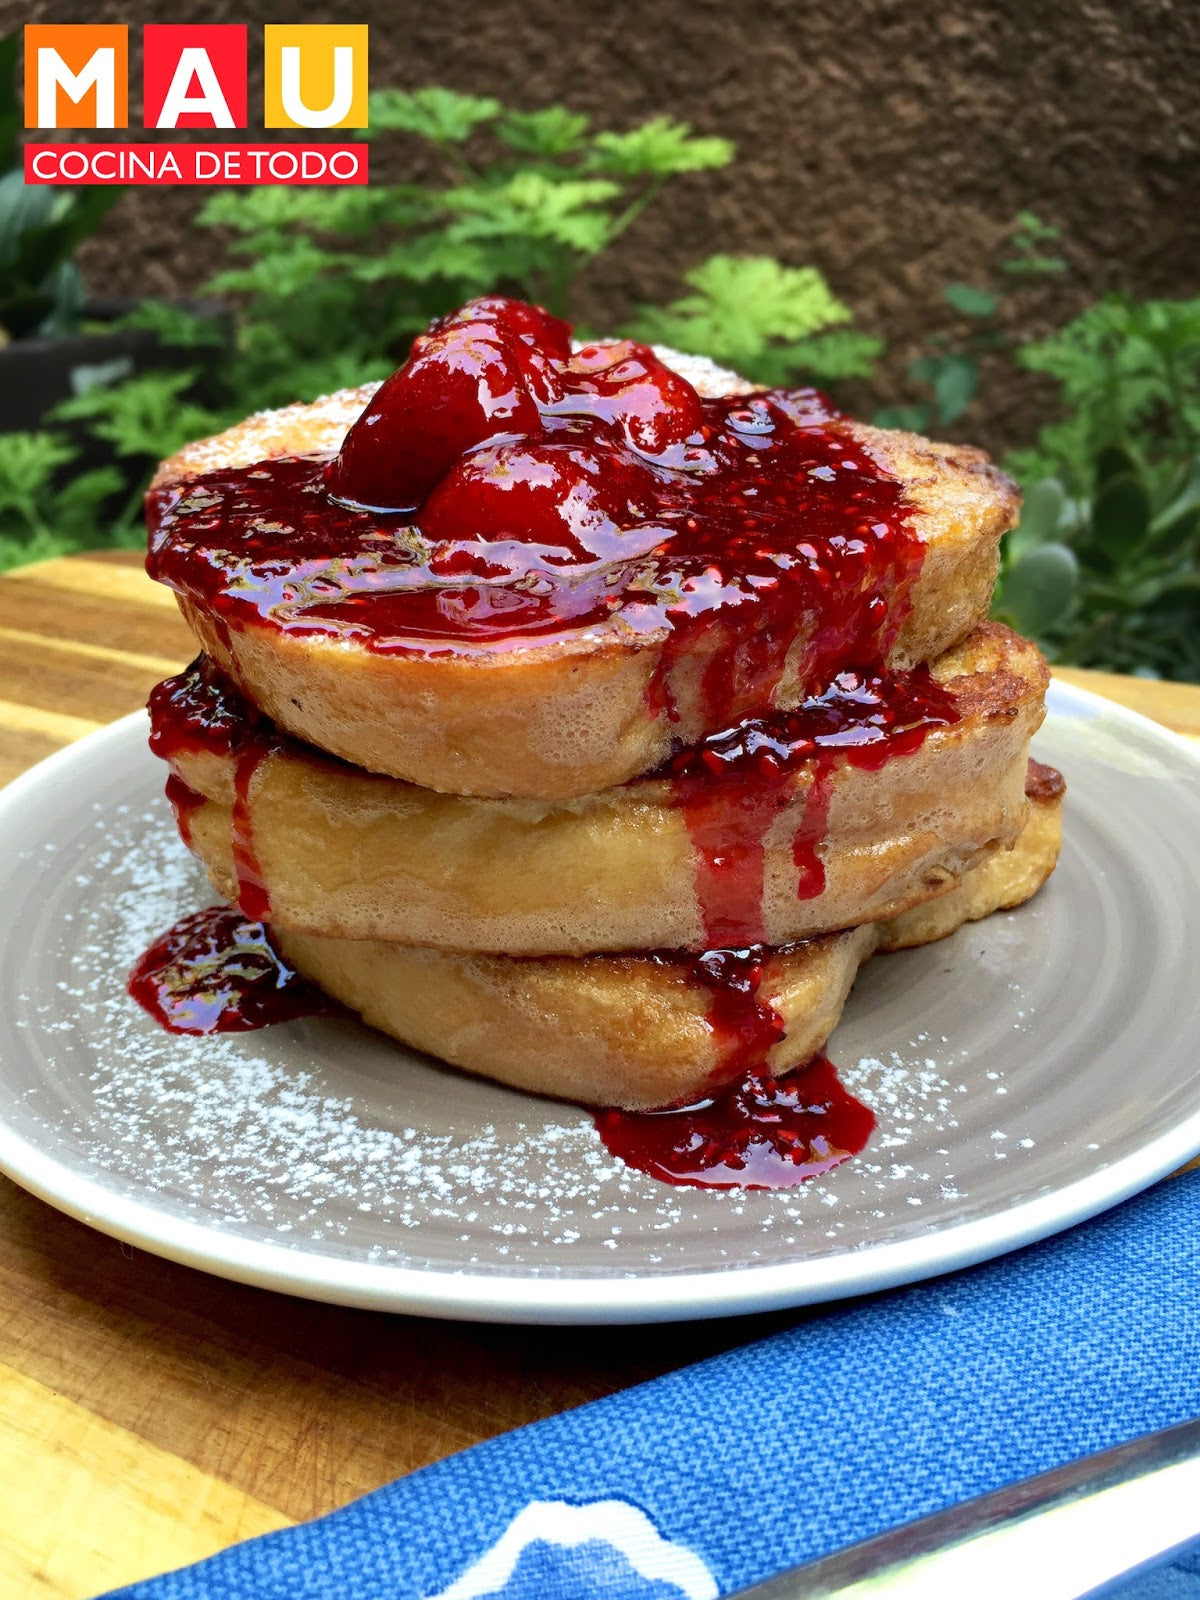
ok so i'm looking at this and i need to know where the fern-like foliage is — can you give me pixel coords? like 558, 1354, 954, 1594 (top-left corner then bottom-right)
630, 255, 881, 387
0, 432, 127, 562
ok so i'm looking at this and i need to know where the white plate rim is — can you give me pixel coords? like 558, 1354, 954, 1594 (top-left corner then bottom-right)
0, 677, 1198, 1325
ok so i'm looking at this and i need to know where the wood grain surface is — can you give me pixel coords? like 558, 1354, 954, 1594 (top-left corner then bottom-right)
0, 550, 1197, 1599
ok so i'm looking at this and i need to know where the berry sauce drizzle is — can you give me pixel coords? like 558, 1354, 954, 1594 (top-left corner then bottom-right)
1025, 757, 1066, 803
659, 663, 961, 945
594, 942, 874, 1189
147, 649, 261, 761
127, 906, 326, 1034
149, 657, 277, 918
163, 771, 206, 850
595, 1051, 875, 1190
150, 652, 960, 947
230, 751, 272, 921
596, 757, 1066, 1191
146, 295, 925, 733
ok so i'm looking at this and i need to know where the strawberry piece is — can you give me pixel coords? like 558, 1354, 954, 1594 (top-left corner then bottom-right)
420, 439, 663, 569
328, 320, 539, 511
558, 341, 706, 460
438, 295, 572, 357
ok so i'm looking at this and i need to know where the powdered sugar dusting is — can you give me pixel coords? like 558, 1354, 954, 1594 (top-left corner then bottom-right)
3, 741, 1065, 1286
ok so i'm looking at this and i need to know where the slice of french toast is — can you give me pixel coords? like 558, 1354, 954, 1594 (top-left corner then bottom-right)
158, 623, 1047, 955
147, 302, 1018, 800
269, 768, 1063, 1111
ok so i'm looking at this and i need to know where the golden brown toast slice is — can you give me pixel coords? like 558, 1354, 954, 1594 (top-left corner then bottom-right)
148, 349, 1018, 800
270, 769, 1063, 1110
165, 623, 1048, 954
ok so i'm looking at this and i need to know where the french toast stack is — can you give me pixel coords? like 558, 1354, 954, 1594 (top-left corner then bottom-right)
144, 296, 1062, 1119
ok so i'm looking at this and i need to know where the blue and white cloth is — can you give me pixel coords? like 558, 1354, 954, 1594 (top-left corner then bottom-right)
103, 1172, 1200, 1599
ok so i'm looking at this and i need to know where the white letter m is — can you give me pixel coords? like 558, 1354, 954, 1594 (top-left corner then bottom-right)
37, 46, 116, 128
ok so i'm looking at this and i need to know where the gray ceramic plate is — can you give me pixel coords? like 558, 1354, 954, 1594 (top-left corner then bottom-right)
0, 679, 1198, 1324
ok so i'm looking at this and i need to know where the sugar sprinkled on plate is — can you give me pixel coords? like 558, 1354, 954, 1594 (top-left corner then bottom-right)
7, 792, 1036, 1279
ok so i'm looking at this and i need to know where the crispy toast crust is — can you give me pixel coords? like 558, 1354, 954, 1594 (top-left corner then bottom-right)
150, 358, 1018, 799
173, 624, 1048, 954
271, 782, 1062, 1110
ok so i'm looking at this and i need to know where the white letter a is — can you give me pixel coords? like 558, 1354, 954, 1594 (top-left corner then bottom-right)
156, 47, 234, 129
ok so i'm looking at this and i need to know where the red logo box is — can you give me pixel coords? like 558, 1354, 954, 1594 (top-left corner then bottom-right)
143, 25, 247, 130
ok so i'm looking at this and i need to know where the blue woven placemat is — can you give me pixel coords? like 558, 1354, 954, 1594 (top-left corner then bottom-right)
102, 1171, 1200, 1599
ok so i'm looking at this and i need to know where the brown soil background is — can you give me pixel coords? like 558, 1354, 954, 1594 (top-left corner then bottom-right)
11, 0, 1200, 454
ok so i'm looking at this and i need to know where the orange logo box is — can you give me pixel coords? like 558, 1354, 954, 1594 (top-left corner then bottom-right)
24, 24, 129, 130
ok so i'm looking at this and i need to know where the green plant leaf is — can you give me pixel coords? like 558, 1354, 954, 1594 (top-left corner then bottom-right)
1003, 211, 1068, 277
1014, 210, 1060, 241
1008, 478, 1066, 560
873, 403, 932, 433
11, 185, 125, 290
349, 233, 492, 286
0, 432, 76, 503
51, 371, 221, 461
496, 107, 590, 157
1150, 455, 1200, 537
364, 87, 501, 142
0, 528, 83, 571
199, 186, 326, 233
0, 172, 125, 336
995, 542, 1079, 636
115, 301, 227, 348
35, 260, 83, 336
198, 185, 398, 240
765, 329, 883, 385
51, 466, 126, 538
908, 355, 940, 384
630, 255, 855, 372
1017, 294, 1200, 481
587, 117, 733, 176
922, 353, 978, 425
1091, 472, 1152, 564
206, 238, 339, 300
0, 173, 61, 266
1093, 444, 1138, 486
942, 283, 998, 318
1001, 253, 1069, 278
443, 174, 621, 254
